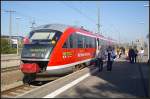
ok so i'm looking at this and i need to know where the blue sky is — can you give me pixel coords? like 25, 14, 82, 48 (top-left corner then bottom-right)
1, 1, 149, 43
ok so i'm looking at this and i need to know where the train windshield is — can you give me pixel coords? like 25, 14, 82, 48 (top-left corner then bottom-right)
28, 31, 61, 45
21, 30, 62, 59
30, 32, 55, 40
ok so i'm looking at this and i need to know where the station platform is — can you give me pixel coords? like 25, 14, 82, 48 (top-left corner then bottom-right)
16, 59, 149, 98
55, 61, 149, 98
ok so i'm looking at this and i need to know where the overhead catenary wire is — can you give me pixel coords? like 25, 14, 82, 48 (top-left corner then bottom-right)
2, 8, 48, 27
60, 1, 96, 25
60, 2, 119, 42
109, 24, 121, 44
2, 8, 54, 32
2, 9, 34, 26
60, 1, 104, 35
2, 6, 118, 41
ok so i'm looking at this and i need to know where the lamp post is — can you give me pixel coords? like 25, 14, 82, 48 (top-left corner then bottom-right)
16, 17, 21, 55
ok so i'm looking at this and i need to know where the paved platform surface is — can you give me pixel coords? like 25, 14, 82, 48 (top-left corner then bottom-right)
56, 62, 149, 98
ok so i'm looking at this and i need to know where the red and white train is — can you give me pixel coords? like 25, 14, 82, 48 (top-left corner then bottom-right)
20, 24, 117, 83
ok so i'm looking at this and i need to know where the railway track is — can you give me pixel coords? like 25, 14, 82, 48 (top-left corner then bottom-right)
1, 84, 38, 98
1, 65, 88, 98
1, 81, 50, 98
1, 66, 19, 73
1, 63, 92, 98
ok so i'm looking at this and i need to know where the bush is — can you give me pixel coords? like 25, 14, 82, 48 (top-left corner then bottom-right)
1, 38, 17, 54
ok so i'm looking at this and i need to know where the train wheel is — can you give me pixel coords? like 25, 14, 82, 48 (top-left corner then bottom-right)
73, 64, 85, 72
23, 73, 36, 84
73, 65, 79, 72
81, 63, 86, 69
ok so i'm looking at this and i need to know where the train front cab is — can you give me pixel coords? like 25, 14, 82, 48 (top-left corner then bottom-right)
20, 29, 62, 83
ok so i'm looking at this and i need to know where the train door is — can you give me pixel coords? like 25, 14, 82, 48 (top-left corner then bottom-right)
96, 38, 100, 58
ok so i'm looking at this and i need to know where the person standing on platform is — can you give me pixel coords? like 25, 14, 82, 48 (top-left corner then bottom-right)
116, 47, 120, 58
96, 46, 106, 72
139, 47, 144, 62
134, 47, 138, 63
105, 46, 116, 71
128, 48, 132, 63
128, 47, 135, 63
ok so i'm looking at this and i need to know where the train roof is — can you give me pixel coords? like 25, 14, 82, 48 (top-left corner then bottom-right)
32, 23, 117, 43
32, 24, 71, 32
32, 23, 92, 33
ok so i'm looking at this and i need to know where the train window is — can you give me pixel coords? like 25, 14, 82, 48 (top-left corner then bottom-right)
90, 38, 93, 48
63, 38, 70, 48
85, 36, 89, 48
87, 37, 96, 48
95, 39, 97, 47
88, 37, 91, 48
98, 39, 102, 46
83, 35, 86, 48
94, 38, 96, 48
91, 38, 96, 48
64, 33, 97, 49
30, 32, 52, 40
77, 34, 84, 48
63, 33, 77, 48
97, 38, 100, 46
29, 30, 62, 45
88, 36, 91, 48
69, 33, 77, 48
73, 33, 77, 48
63, 42, 67, 48
69, 35, 73, 48
53, 32, 61, 41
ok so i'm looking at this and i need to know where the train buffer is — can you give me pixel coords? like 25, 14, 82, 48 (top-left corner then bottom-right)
16, 59, 149, 98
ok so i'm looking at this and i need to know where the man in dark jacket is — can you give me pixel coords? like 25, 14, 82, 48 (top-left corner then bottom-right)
105, 46, 116, 71
134, 47, 138, 63
128, 47, 135, 63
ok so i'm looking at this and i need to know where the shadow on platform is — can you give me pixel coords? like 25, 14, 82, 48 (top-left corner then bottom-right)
60, 61, 149, 98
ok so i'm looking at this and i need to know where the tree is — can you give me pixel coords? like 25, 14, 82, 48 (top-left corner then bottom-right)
1, 38, 17, 54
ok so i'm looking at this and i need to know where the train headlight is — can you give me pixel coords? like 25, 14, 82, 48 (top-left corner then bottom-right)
52, 40, 56, 44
